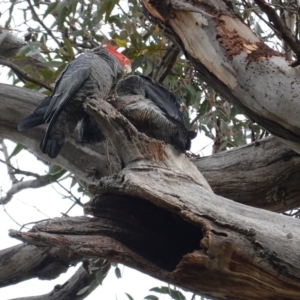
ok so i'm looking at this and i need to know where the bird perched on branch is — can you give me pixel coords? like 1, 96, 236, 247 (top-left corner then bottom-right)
18, 45, 131, 158
115, 75, 196, 152
18, 96, 51, 132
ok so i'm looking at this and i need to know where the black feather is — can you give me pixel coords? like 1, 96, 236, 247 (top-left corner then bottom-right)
19, 47, 123, 158
18, 96, 51, 131
116, 75, 197, 152
78, 115, 105, 145
39, 138, 63, 159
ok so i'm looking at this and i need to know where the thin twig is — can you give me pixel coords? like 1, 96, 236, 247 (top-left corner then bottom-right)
158, 47, 180, 84
1, 141, 18, 184
20, 218, 50, 231
152, 43, 180, 83
0, 202, 23, 227
26, 0, 61, 47
55, 180, 83, 207
253, 0, 300, 66
0, 58, 53, 91
190, 111, 202, 128
0, 158, 40, 178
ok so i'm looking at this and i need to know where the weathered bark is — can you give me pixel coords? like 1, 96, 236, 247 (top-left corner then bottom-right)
2, 2, 300, 299
9, 259, 110, 300
0, 244, 82, 287
198, 138, 300, 212
1, 83, 300, 211
10, 98, 300, 300
0, 83, 117, 182
140, 0, 300, 153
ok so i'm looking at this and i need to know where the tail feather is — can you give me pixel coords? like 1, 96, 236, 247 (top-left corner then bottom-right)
18, 114, 46, 131
40, 137, 63, 159
189, 130, 197, 140
18, 96, 52, 131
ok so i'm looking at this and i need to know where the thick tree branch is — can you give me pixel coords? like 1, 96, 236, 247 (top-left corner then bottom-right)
198, 137, 300, 212
10, 98, 300, 300
9, 259, 110, 300
0, 244, 82, 287
0, 174, 56, 204
1, 83, 300, 211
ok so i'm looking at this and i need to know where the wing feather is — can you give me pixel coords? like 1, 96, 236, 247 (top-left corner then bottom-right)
18, 96, 51, 131
44, 53, 93, 122
139, 75, 183, 123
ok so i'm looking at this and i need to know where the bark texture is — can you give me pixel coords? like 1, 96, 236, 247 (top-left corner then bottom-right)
140, 0, 300, 153
0, 244, 82, 287
9, 98, 300, 300
9, 259, 110, 300
1, 83, 300, 212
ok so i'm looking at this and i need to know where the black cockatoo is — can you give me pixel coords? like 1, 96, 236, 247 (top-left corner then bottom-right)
115, 75, 196, 152
18, 45, 131, 158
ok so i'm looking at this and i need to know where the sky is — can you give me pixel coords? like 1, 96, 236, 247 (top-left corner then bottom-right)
0, 1, 213, 299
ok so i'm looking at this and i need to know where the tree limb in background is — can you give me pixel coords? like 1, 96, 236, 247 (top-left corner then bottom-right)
0, 244, 82, 287
0, 26, 48, 71
25, 0, 61, 48
152, 43, 180, 83
0, 59, 53, 91
253, 0, 300, 66
0, 174, 56, 205
0, 139, 62, 205
9, 259, 110, 300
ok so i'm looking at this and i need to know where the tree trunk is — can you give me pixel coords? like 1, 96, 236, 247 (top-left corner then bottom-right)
2, 2, 300, 296
140, 0, 300, 153
10, 98, 300, 300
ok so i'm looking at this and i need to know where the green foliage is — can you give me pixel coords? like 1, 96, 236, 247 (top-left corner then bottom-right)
147, 286, 186, 300
115, 266, 122, 278
8, 143, 26, 159
126, 293, 135, 300
46, 164, 67, 180
1, 0, 288, 299
2, 0, 269, 154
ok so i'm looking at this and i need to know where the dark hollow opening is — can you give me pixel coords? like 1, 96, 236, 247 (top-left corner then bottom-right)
88, 193, 204, 271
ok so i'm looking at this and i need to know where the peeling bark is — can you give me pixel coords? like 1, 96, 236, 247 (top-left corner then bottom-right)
9, 98, 300, 300
140, 0, 300, 153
